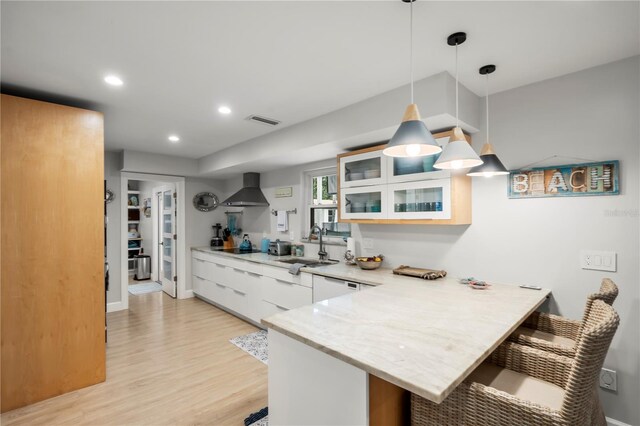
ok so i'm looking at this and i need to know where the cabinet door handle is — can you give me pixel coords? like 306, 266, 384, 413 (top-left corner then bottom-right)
275, 278, 293, 285
233, 268, 245, 273
233, 289, 246, 296
216, 283, 226, 289
195, 258, 205, 263
275, 304, 288, 311
214, 263, 225, 268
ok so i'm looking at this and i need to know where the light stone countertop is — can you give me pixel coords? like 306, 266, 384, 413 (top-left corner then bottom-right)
191, 246, 551, 403
191, 246, 421, 286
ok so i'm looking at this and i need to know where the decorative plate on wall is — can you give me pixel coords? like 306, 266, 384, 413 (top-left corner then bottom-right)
193, 192, 219, 212
105, 188, 115, 204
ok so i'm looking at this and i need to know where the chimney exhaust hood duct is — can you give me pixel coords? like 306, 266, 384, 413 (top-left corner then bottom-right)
222, 172, 270, 207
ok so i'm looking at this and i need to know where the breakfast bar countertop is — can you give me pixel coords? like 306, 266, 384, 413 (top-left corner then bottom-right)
262, 276, 550, 404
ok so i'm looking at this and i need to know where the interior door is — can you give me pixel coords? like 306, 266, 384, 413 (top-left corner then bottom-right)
158, 184, 177, 297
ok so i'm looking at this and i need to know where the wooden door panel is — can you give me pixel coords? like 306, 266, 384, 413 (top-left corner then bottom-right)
1, 95, 106, 412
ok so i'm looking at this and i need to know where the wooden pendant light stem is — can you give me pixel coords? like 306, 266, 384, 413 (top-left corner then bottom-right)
480, 143, 496, 155
401, 104, 421, 122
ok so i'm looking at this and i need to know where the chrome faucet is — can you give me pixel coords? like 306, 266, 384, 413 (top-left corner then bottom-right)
310, 225, 327, 261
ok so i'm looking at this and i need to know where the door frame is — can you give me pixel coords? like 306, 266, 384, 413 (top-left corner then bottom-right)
120, 172, 186, 311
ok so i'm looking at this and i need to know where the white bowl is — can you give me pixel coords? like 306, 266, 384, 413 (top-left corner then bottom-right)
350, 172, 364, 181
364, 169, 381, 179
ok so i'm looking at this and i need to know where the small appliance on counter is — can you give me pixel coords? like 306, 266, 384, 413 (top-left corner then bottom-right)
210, 223, 224, 248
239, 234, 253, 252
268, 239, 291, 256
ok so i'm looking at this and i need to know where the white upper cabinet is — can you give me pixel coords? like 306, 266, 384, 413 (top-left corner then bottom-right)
387, 179, 451, 220
340, 185, 388, 220
336, 129, 473, 225
339, 150, 386, 188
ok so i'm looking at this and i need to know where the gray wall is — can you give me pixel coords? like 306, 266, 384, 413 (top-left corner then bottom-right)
222, 56, 640, 424
104, 151, 122, 304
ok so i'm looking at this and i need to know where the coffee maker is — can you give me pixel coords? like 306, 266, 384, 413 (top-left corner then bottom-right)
210, 223, 224, 248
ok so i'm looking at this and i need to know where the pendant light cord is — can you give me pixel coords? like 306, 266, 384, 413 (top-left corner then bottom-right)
455, 43, 459, 128
485, 74, 490, 144
409, 0, 414, 104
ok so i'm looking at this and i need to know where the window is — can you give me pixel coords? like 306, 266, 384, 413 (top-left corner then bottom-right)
307, 170, 350, 240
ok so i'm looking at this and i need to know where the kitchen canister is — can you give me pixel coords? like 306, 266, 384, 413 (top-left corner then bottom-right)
261, 237, 270, 253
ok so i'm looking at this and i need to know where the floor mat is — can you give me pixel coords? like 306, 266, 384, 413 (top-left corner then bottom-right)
128, 282, 162, 295
245, 407, 268, 426
230, 330, 268, 365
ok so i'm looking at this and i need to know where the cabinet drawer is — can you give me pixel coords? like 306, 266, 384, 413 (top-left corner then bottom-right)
261, 264, 304, 286
192, 250, 216, 262
261, 299, 289, 319
193, 275, 217, 301
192, 257, 209, 279
211, 281, 229, 306
227, 286, 249, 318
262, 276, 312, 310
225, 267, 252, 293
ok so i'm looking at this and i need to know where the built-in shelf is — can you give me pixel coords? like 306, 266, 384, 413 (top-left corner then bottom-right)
128, 220, 140, 224
128, 247, 142, 251
128, 206, 139, 209
127, 190, 140, 194
128, 237, 143, 241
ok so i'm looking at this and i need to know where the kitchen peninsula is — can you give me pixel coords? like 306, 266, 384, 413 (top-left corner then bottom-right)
263, 275, 550, 425
192, 246, 550, 425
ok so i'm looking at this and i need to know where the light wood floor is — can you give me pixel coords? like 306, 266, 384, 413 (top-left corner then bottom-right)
1, 293, 268, 425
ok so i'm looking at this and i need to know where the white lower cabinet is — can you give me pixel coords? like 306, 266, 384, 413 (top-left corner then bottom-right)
261, 299, 289, 318
262, 276, 312, 310
192, 252, 312, 326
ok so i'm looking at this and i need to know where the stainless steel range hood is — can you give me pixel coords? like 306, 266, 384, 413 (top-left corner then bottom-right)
222, 172, 269, 207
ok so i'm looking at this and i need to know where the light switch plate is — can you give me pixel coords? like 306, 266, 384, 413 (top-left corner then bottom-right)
362, 238, 374, 250
580, 250, 617, 272
599, 368, 617, 391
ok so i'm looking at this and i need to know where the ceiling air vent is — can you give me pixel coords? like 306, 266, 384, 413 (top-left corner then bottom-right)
246, 114, 281, 126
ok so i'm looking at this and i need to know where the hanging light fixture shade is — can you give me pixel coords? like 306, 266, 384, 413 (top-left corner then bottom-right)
383, 103, 441, 157
434, 32, 483, 170
383, 0, 441, 158
467, 64, 509, 177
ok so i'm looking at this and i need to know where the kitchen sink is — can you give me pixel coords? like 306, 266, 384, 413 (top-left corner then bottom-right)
276, 258, 339, 267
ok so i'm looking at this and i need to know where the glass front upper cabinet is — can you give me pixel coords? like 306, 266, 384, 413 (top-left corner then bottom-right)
386, 135, 452, 183
340, 185, 387, 220
339, 150, 386, 188
387, 179, 451, 220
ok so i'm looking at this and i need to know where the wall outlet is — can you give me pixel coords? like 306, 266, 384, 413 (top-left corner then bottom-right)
599, 368, 617, 391
580, 250, 616, 272
362, 238, 374, 250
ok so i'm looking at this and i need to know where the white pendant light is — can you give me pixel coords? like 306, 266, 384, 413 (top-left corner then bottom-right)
467, 65, 509, 177
383, 0, 441, 158
434, 32, 483, 170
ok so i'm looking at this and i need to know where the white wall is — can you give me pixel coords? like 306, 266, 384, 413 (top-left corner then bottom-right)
104, 151, 122, 305
184, 177, 228, 291
220, 56, 640, 424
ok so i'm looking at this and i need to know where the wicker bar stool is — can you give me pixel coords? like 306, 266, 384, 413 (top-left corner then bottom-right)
510, 278, 618, 357
411, 300, 619, 426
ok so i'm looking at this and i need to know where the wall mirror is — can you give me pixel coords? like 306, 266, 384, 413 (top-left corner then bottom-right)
193, 192, 219, 212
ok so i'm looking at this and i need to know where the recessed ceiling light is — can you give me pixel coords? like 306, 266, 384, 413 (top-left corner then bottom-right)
104, 75, 123, 86
218, 106, 232, 115
168, 135, 180, 143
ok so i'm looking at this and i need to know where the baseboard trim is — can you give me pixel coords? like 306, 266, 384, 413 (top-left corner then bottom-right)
181, 289, 194, 299
607, 417, 631, 426
106, 301, 125, 313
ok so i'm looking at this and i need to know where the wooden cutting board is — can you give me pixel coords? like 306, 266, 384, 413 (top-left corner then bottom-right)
392, 265, 447, 280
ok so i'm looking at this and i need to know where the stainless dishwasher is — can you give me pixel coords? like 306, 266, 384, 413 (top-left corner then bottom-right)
313, 275, 369, 303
